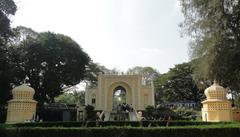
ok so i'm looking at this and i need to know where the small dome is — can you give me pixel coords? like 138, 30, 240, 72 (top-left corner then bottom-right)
12, 84, 35, 100
204, 81, 227, 100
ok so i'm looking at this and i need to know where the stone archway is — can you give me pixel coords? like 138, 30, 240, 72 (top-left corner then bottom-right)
112, 86, 127, 110
107, 81, 132, 111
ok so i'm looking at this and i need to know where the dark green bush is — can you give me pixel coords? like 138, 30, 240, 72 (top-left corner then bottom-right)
98, 121, 140, 127
14, 122, 81, 127
0, 108, 7, 123
174, 107, 199, 120
41, 109, 77, 122
1, 125, 240, 137
10, 121, 229, 128
85, 105, 95, 121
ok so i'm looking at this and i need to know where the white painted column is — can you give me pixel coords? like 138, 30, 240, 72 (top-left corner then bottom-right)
85, 88, 89, 105
98, 76, 102, 110
137, 76, 141, 110
104, 79, 108, 111
132, 82, 135, 109
151, 86, 155, 106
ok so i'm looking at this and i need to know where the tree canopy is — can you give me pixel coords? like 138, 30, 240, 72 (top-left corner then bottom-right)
0, 0, 92, 108
0, 0, 17, 106
84, 63, 123, 87
126, 66, 160, 85
154, 62, 203, 105
0, 0, 16, 45
180, 0, 240, 92
55, 91, 85, 105
10, 30, 90, 106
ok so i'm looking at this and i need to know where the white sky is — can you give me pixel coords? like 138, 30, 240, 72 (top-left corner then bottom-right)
12, 0, 189, 73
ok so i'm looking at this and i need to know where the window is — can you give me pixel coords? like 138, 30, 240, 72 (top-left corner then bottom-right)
92, 98, 96, 104
91, 94, 96, 105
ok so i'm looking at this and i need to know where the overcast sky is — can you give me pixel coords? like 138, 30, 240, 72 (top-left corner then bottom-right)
12, 0, 189, 73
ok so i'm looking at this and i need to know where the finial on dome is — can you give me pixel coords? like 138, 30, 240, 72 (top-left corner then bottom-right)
213, 80, 218, 85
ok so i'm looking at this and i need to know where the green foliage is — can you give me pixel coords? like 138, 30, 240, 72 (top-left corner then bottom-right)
85, 105, 95, 121
10, 26, 38, 46
1, 123, 240, 137
174, 107, 199, 121
0, 0, 16, 44
4, 121, 232, 128
84, 63, 123, 87
154, 62, 203, 105
155, 106, 177, 120
10, 31, 90, 106
145, 105, 200, 121
145, 106, 155, 120
144, 106, 174, 120
41, 109, 77, 122
127, 66, 160, 85
41, 109, 64, 122
234, 96, 240, 108
55, 91, 85, 105
0, 108, 6, 123
180, 0, 240, 93
0, 0, 17, 106
84, 62, 103, 87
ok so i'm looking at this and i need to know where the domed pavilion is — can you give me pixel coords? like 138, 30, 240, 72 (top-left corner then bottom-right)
201, 81, 232, 122
6, 84, 37, 124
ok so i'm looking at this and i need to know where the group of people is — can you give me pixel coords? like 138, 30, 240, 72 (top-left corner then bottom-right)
116, 103, 134, 113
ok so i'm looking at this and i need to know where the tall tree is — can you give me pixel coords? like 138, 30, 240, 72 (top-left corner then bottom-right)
0, 0, 17, 106
154, 62, 203, 105
126, 66, 160, 85
11, 31, 90, 111
84, 62, 103, 87
180, 0, 240, 92
0, 0, 17, 45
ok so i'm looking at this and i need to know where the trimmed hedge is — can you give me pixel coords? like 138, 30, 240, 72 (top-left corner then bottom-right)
41, 109, 77, 122
1, 125, 240, 137
10, 121, 224, 128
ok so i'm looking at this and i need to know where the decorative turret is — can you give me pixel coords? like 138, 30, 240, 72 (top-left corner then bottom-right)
6, 84, 37, 124
204, 81, 227, 100
201, 81, 232, 122
12, 84, 35, 100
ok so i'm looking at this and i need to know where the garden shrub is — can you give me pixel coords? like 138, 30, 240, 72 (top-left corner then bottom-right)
11, 120, 229, 128
0, 108, 7, 123
174, 107, 199, 120
1, 124, 240, 137
85, 105, 95, 121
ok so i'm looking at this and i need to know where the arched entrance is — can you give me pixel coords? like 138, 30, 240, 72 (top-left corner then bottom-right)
112, 86, 127, 111
107, 81, 132, 111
